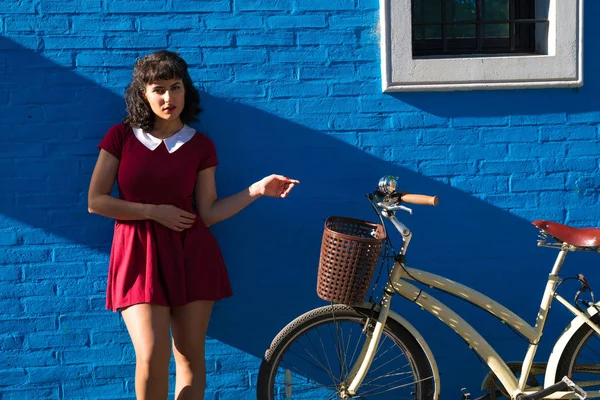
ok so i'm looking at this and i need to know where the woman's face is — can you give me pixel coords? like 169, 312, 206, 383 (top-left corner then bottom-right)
144, 78, 185, 122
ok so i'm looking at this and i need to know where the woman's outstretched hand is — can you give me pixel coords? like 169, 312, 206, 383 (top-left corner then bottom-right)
251, 174, 300, 198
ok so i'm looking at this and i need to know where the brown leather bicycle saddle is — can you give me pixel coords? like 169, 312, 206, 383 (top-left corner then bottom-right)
533, 220, 600, 248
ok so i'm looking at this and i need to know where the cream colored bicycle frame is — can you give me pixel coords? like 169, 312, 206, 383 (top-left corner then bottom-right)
346, 212, 600, 399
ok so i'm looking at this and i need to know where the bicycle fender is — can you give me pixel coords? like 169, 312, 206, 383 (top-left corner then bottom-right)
384, 307, 441, 400
543, 302, 600, 388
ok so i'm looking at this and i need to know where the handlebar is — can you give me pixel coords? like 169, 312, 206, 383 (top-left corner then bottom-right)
370, 175, 438, 221
400, 194, 438, 206
371, 190, 438, 216
369, 181, 438, 245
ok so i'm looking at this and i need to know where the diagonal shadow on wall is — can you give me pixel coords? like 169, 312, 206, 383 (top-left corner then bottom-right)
1, 36, 599, 396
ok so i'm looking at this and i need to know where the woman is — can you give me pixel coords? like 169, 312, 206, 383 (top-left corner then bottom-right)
87, 50, 298, 400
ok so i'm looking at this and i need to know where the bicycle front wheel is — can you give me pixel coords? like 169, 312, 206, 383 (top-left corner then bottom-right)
257, 304, 436, 399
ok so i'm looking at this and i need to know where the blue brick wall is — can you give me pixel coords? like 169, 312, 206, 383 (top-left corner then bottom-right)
0, 0, 599, 399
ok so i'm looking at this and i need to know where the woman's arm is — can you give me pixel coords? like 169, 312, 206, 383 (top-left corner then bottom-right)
194, 167, 299, 227
88, 150, 196, 232
88, 150, 154, 220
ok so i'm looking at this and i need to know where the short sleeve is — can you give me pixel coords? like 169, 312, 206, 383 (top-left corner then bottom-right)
98, 124, 126, 160
198, 135, 219, 171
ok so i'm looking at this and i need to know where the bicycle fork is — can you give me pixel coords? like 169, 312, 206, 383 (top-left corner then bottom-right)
340, 267, 403, 397
341, 293, 394, 397
339, 205, 412, 398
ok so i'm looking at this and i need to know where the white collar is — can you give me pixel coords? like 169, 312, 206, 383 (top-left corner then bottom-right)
132, 125, 195, 153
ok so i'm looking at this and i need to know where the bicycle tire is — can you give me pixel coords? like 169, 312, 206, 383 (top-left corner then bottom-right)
256, 304, 436, 399
554, 314, 600, 392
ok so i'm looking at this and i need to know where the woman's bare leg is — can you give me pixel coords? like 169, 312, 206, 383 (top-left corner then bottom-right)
171, 300, 213, 400
121, 303, 171, 400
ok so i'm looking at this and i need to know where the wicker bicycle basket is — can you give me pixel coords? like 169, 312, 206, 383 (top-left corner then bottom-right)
317, 216, 387, 305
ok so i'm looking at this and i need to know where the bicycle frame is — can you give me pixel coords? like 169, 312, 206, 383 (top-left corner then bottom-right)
345, 209, 600, 399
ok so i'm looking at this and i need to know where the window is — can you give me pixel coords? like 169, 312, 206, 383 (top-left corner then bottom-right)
380, 0, 583, 91
412, 0, 545, 56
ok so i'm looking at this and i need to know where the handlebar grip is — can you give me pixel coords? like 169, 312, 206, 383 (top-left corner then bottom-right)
400, 194, 439, 206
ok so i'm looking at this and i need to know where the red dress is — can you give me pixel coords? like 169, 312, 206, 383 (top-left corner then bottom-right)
98, 123, 233, 311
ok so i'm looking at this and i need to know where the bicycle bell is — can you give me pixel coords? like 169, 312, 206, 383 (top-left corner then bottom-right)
378, 175, 397, 195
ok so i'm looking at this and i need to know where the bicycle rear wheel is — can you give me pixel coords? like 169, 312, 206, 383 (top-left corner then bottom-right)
257, 304, 436, 399
555, 314, 600, 393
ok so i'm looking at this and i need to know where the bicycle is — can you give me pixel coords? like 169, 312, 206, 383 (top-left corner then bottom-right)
256, 175, 600, 399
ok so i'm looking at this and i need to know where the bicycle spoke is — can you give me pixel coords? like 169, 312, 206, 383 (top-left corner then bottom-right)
277, 375, 337, 393
329, 309, 347, 380
342, 322, 355, 382
272, 366, 340, 398
371, 335, 404, 367
346, 330, 420, 395
357, 366, 429, 397
346, 324, 366, 382
344, 317, 380, 384
344, 321, 399, 384
359, 371, 419, 394
306, 325, 337, 383
358, 375, 433, 397
336, 311, 350, 380
367, 353, 409, 376
283, 343, 340, 385
362, 368, 417, 386
280, 352, 332, 381
282, 381, 337, 393
318, 325, 342, 384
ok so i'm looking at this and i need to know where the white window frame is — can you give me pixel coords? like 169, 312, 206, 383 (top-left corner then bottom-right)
380, 0, 584, 92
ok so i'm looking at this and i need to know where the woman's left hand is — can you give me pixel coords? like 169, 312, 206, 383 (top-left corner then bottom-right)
251, 174, 300, 198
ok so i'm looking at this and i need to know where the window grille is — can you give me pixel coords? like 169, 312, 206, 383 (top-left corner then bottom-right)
412, 0, 549, 56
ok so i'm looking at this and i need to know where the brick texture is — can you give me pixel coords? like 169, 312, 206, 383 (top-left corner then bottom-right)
1, 0, 599, 399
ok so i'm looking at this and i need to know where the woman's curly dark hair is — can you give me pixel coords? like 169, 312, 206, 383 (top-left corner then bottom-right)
123, 50, 201, 132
